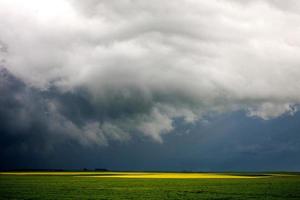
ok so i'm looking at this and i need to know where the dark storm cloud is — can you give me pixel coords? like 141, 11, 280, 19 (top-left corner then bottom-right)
1, 0, 300, 171
0, 67, 192, 151
0, 68, 131, 148
0, 68, 55, 156
2, 110, 300, 171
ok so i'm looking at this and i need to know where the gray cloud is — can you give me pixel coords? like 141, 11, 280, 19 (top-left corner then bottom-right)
1, 0, 300, 146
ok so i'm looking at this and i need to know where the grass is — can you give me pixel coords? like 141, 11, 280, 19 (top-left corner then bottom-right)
1, 172, 300, 199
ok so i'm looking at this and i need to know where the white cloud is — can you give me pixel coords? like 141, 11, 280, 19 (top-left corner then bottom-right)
248, 103, 297, 120
137, 107, 174, 143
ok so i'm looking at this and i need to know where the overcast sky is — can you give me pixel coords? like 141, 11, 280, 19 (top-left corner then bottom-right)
1, 0, 300, 171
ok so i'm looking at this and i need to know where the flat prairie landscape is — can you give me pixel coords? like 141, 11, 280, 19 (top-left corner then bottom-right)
1, 172, 300, 199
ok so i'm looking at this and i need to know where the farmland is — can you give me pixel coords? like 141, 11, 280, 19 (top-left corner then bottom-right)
0, 172, 300, 199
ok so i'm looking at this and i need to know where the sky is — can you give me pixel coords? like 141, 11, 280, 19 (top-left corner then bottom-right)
1, 0, 300, 171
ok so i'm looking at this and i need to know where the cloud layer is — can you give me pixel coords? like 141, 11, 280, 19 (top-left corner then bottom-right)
1, 0, 300, 146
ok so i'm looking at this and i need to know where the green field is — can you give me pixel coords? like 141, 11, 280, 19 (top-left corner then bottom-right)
1, 172, 300, 199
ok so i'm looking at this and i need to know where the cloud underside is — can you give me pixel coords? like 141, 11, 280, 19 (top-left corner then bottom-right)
1, 0, 300, 146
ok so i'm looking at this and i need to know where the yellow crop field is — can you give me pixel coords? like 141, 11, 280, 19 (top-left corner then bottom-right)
85, 172, 262, 179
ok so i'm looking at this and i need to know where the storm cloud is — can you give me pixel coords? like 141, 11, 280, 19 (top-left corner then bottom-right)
1, 0, 300, 149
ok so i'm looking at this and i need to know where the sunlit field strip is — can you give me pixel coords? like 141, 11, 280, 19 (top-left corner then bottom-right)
2, 172, 296, 179
83, 173, 264, 179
